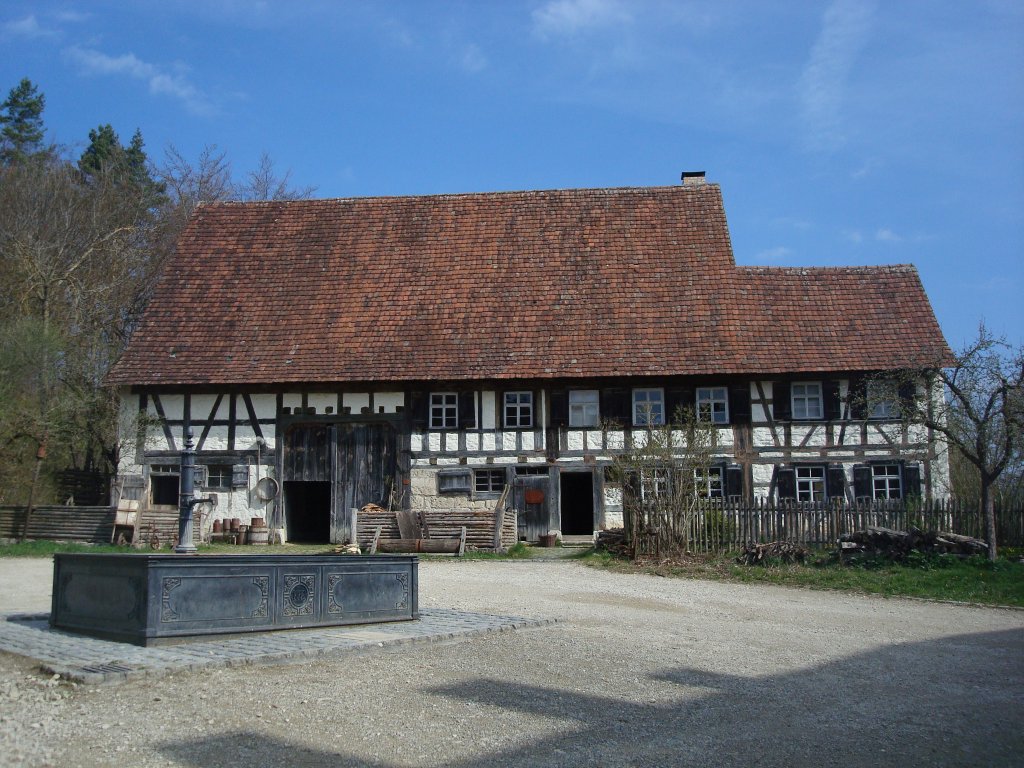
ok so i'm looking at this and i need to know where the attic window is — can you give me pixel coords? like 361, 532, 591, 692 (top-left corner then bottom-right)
791, 383, 823, 420
633, 388, 665, 426
430, 393, 458, 429
503, 392, 533, 429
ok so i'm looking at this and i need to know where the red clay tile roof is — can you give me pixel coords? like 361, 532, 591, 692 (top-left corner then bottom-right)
106, 184, 950, 387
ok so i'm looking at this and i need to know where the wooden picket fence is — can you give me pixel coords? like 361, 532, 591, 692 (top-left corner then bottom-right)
627, 499, 1024, 556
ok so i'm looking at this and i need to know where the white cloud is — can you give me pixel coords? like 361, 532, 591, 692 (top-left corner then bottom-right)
460, 43, 487, 73
63, 46, 214, 116
2, 14, 56, 38
531, 0, 632, 39
844, 229, 864, 244
798, 0, 874, 152
755, 246, 793, 262
874, 227, 902, 243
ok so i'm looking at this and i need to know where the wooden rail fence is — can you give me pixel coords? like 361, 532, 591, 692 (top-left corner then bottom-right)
0, 506, 116, 543
627, 499, 1024, 555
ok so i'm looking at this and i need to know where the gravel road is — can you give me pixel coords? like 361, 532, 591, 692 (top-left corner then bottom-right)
1, 556, 1022, 767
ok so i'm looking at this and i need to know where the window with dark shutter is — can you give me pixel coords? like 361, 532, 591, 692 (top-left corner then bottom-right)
902, 463, 922, 498
601, 388, 629, 425
458, 391, 476, 430
725, 464, 744, 500
550, 389, 568, 427
826, 466, 846, 500
776, 467, 796, 500
823, 380, 842, 421
848, 376, 868, 420
852, 464, 872, 500
408, 391, 428, 430
666, 387, 695, 422
773, 382, 791, 421
728, 385, 751, 425
898, 381, 917, 415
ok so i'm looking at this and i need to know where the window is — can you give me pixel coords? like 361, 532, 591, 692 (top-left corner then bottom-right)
474, 469, 506, 494
696, 387, 729, 424
872, 464, 902, 499
430, 392, 458, 429
438, 471, 471, 494
206, 464, 232, 491
633, 388, 665, 426
867, 381, 899, 419
149, 464, 179, 506
504, 392, 533, 428
569, 390, 600, 427
796, 466, 825, 501
640, 468, 670, 501
792, 382, 823, 420
694, 466, 724, 498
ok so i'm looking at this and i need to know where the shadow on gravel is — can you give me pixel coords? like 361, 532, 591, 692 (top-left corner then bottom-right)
158, 628, 1024, 768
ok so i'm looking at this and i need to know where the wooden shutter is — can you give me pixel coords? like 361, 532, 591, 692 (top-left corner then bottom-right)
408, 391, 427, 430
458, 391, 476, 429
902, 463, 922, 498
853, 464, 872, 499
823, 380, 842, 421
601, 388, 629, 425
666, 386, 694, 423
826, 466, 846, 500
725, 464, 744, 500
848, 375, 867, 420
549, 389, 568, 427
898, 381, 917, 415
776, 467, 796, 499
729, 384, 751, 425
773, 382, 791, 421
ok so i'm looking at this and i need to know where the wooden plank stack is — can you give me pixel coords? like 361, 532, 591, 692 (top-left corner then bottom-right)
0, 505, 115, 542
355, 503, 517, 552
838, 526, 988, 558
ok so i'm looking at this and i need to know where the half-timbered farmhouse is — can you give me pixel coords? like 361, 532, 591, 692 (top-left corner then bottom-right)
106, 174, 952, 544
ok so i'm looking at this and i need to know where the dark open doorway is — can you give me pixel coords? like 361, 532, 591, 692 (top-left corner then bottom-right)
284, 480, 331, 543
560, 471, 594, 535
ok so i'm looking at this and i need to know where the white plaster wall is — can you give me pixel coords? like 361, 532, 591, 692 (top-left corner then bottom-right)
283, 393, 303, 411
191, 394, 219, 422
521, 432, 535, 451
445, 433, 459, 452
606, 431, 624, 450
567, 431, 584, 451
482, 433, 496, 451
716, 428, 734, 448
586, 431, 602, 450
466, 433, 480, 451
201, 426, 230, 451
752, 464, 775, 486
376, 392, 404, 413
752, 427, 775, 446
159, 394, 185, 421
342, 392, 370, 414
604, 486, 623, 528
428, 433, 441, 452
501, 432, 516, 451
307, 393, 337, 414
411, 433, 423, 452
117, 393, 143, 474
869, 424, 903, 444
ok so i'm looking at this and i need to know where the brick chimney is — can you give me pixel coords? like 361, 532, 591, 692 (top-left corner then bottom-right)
681, 171, 706, 186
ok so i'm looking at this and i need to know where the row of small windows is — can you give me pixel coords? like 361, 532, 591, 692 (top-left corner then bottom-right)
776, 462, 920, 502
427, 381, 907, 430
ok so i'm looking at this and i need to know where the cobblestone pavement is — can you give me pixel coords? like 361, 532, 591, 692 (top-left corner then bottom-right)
0, 609, 553, 685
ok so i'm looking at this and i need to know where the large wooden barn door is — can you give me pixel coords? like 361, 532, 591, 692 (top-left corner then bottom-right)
331, 423, 397, 543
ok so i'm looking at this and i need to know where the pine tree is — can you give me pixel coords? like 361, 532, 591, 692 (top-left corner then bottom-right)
0, 78, 46, 165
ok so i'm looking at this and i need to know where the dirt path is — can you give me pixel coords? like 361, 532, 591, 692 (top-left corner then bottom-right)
1, 557, 1022, 767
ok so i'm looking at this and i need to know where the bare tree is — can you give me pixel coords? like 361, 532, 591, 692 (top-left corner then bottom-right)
879, 325, 1024, 560
240, 152, 316, 202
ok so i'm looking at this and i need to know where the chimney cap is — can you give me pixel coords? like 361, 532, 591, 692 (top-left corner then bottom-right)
681, 171, 706, 185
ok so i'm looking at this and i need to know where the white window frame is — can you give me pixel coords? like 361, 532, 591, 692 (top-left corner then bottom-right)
867, 380, 900, 420
504, 391, 533, 429
792, 382, 823, 420
796, 466, 825, 502
205, 464, 233, 491
429, 392, 458, 430
696, 387, 729, 425
633, 388, 665, 426
640, 468, 670, 501
569, 390, 600, 428
694, 466, 724, 498
872, 464, 902, 499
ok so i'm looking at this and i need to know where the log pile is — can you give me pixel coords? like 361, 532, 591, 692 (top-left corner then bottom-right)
595, 528, 629, 556
838, 526, 988, 559
736, 541, 809, 566
354, 504, 518, 552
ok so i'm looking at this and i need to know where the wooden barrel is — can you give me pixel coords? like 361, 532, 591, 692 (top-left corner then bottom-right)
248, 526, 270, 545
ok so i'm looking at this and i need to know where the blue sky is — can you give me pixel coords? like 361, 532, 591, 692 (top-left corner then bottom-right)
2, 0, 1022, 350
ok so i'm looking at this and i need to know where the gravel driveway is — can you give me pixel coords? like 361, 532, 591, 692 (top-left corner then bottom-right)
1, 556, 1022, 767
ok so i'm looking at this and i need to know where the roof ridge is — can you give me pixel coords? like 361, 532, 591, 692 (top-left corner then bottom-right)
195, 184, 720, 208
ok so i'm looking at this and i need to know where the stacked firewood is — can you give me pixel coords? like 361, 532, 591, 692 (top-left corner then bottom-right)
839, 526, 987, 558
736, 541, 809, 566
595, 528, 629, 556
